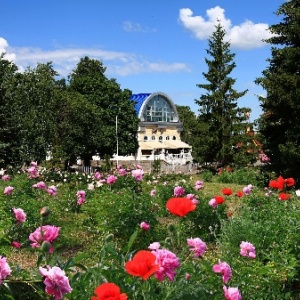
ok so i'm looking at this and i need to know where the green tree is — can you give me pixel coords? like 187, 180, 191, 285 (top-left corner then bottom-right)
195, 23, 253, 167
0, 53, 20, 166
255, 0, 300, 180
176, 105, 202, 162
68, 56, 139, 164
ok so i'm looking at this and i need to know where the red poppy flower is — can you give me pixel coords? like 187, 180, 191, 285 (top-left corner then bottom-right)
125, 250, 159, 280
222, 188, 233, 196
285, 177, 295, 187
215, 196, 225, 204
278, 193, 291, 201
166, 197, 196, 217
277, 176, 285, 190
269, 179, 278, 189
235, 191, 244, 197
91, 283, 128, 300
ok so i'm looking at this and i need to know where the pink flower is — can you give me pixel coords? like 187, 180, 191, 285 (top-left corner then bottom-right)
106, 175, 118, 185
148, 242, 161, 250
0, 256, 11, 284
150, 189, 156, 197
29, 225, 60, 253
151, 248, 180, 281
11, 241, 22, 248
186, 194, 199, 204
140, 221, 150, 231
2, 174, 11, 181
30, 161, 38, 167
209, 198, 218, 209
27, 166, 39, 178
132, 169, 144, 181
39, 266, 72, 300
223, 285, 242, 300
240, 241, 256, 259
47, 185, 57, 196
136, 164, 142, 169
94, 171, 102, 180
173, 186, 185, 197
4, 186, 14, 195
212, 260, 232, 283
118, 168, 127, 176
242, 184, 253, 195
76, 190, 86, 198
32, 181, 47, 190
12, 207, 26, 223
187, 237, 207, 258
194, 180, 204, 190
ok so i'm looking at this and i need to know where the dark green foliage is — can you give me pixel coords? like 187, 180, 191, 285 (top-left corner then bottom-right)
218, 194, 300, 299
255, 0, 300, 181
195, 23, 255, 167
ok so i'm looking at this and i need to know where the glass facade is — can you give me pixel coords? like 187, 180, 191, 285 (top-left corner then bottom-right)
143, 95, 174, 122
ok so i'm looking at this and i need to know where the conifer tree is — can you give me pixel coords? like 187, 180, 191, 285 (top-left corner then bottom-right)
196, 23, 253, 167
255, 0, 300, 180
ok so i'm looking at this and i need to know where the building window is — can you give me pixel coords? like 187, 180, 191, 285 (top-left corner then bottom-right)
144, 136, 148, 141
159, 136, 163, 142
172, 136, 177, 140
143, 95, 175, 122
151, 136, 156, 140
166, 136, 170, 140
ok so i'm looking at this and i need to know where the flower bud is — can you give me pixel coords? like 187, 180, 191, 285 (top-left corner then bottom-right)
41, 241, 51, 252
167, 223, 176, 233
40, 206, 50, 218
105, 234, 114, 242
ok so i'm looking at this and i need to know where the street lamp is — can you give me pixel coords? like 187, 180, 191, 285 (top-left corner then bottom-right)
116, 114, 119, 167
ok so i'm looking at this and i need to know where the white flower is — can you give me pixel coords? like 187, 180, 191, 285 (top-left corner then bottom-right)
295, 190, 300, 197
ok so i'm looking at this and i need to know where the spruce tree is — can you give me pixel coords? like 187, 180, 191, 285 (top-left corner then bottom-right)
255, 0, 300, 180
196, 23, 253, 167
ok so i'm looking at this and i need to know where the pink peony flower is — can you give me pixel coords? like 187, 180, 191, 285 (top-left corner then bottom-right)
2, 174, 11, 181
11, 241, 22, 248
47, 185, 57, 195
148, 242, 161, 250
118, 168, 127, 176
223, 285, 242, 300
12, 207, 26, 223
150, 189, 156, 197
32, 181, 47, 190
0, 256, 11, 284
151, 248, 180, 281
132, 169, 144, 181
187, 237, 207, 258
27, 165, 39, 178
140, 221, 150, 231
173, 186, 185, 197
242, 184, 253, 195
106, 175, 118, 185
29, 225, 60, 253
94, 171, 102, 180
39, 266, 72, 300
212, 260, 232, 283
4, 186, 14, 195
194, 180, 204, 190
186, 194, 199, 204
209, 198, 218, 209
240, 241, 256, 259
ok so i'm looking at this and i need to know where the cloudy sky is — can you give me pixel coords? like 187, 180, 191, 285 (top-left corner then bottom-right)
0, 0, 285, 121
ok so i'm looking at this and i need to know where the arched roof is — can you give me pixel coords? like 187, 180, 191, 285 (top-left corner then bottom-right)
130, 92, 179, 122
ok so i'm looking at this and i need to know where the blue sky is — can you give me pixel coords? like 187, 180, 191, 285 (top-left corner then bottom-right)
0, 0, 285, 121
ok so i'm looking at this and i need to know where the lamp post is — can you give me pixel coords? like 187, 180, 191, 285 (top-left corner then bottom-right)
116, 114, 119, 167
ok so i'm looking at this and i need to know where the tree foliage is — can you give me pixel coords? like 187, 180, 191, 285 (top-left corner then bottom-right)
255, 0, 300, 180
195, 23, 254, 167
0, 55, 139, 167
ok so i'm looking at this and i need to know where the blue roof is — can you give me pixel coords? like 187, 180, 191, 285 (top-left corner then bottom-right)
130, 93, 151, 115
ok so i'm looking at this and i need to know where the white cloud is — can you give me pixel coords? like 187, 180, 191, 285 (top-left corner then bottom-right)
1, 38, 190, 77
179, 6, 272, 49
0, 37, 16, 61
123, 21, 157, 33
